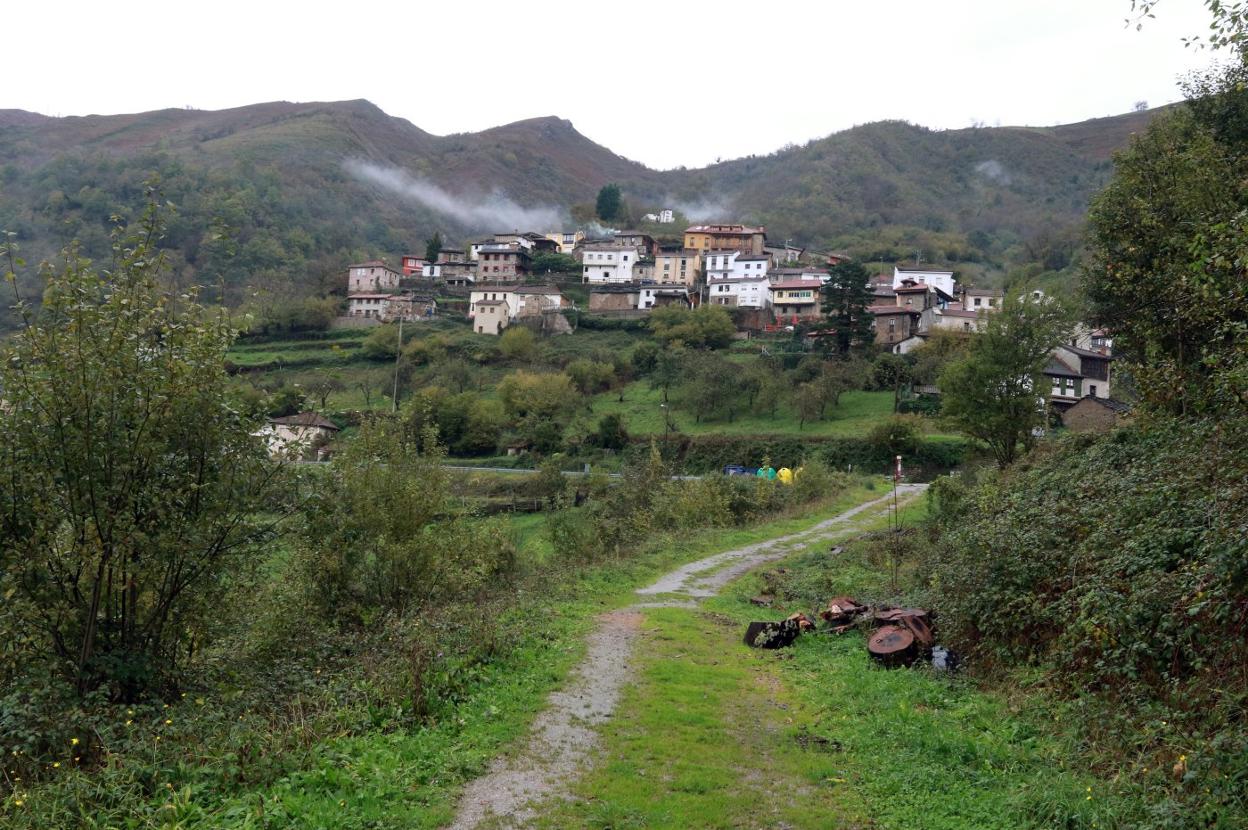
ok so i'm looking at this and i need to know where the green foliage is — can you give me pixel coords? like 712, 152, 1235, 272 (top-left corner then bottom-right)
529, 251, 581, 274
566, 358, 615, 394
362, 322, 402, 360
0, 202, 283, 710
820, 260, 874, 353
1084, 62, 1248, 415
924, 419, 1248, 827
424, 231, 443, 262
498, 325, 538, 362
593, 413, 630, 451
939, 293, 1070, 466
247, 295, 339, 336
595, 183, 623, 222
866, 415, 924, 457
648, 305, 735, 349
295, 417, 516, 622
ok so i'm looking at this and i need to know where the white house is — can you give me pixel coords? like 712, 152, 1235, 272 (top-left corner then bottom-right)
347, 260, 402, 292
704, 251, 770, 282
468, 285, 564, 319
657, 209, 674, 224
893, 265, 955, 297
638, 285, 692, 310
258, 413, 340, 460
707, 275, 771, 309
581, 245, 637, 283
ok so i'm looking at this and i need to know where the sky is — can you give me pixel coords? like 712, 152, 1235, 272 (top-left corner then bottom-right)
6, 0, 1220, 170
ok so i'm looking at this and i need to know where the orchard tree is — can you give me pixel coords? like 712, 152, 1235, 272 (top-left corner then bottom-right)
939, 294, 1070, 466
0, 199, 284, 700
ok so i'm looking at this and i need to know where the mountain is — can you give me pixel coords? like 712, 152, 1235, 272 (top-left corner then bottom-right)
0, 98, 1164, 328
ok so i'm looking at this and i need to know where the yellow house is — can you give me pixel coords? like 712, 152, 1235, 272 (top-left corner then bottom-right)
653, 247, 702, 285
683, 224, 767, 255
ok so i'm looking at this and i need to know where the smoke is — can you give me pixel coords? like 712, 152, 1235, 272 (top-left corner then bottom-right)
973, 160, 1012, 186
345, 159, 564, 230
670, 196, 732, 222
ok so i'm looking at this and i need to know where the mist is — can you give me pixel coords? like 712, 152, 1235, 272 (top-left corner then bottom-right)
345, 159, 564, 231
670, 196, 733, 222
973, 159, 1013, 185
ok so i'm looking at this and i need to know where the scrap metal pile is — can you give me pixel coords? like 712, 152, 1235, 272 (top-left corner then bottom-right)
744, 595, 953, 670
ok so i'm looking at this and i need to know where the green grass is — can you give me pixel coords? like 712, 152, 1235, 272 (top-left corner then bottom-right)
536, 494, 1148, 829
592, 382, 950, 439
38, 487, 885, 829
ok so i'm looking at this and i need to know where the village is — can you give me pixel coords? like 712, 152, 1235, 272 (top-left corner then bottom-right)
337, 219, 1125, 441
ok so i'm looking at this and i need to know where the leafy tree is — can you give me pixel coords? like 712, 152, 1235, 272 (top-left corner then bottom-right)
794, 383, 824, 430
497, 370, 578, 421
1084, 57, 1248, 415
499, 326, 538, 362
363, 323, 402, 360
307, 372, 345, 409
530, 252, 581, 274
424, 231, 443, 262
821, 261, 874, 354
595, 183, 623, 222
680, 352, 738, 422
566, 358, 615, 395
939, 294, 1070, 466
648, 346, 686, 403
0, 204, 283, 700
295, 417, 513, 621
594, 413, 630, 451
648, 305, 735, 349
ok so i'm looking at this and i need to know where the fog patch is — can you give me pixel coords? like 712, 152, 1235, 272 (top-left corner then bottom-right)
345, 159, 563, 230
973, 160, 1012, 185
670, 196, 733, 222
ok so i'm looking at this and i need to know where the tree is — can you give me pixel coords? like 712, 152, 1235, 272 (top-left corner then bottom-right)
594, 413, 630, 451
821, 261, 874, 354
648, 305, 735, 349
1084, 56, 1248, 415
307, 372, 346, 409
424, 231, 443, 262
939, 294, 1070, 466
596, 184, 623, 223
0, 202, 283, 700
566, 358, 615, 395
794, 383, 824, 430
680, 352, 737, 422
499, 325, 538, 362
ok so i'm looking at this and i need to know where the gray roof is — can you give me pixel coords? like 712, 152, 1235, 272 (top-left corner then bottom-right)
270, 412, 339, 430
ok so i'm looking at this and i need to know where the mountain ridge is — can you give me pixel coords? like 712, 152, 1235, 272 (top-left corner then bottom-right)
0, 98, 1168, 329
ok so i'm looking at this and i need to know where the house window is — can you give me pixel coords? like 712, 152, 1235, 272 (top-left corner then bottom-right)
974, 297, 982, 307
1089, 384, 1098, 397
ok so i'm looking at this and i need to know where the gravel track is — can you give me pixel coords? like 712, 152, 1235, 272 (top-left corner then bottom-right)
446, 485, 926, 829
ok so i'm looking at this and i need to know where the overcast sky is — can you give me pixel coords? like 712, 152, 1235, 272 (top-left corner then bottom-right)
8, 1, 1218, 170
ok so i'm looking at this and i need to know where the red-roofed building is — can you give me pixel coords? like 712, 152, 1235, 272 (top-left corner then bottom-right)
768, 280, 822, 320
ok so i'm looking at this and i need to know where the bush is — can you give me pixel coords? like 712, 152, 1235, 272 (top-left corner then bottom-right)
867, 415, 924, 457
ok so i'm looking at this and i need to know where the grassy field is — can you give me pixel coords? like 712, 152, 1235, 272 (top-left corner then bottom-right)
592, 382, 953, 440
539, 501, 1148, 830
54, 487, 886, 828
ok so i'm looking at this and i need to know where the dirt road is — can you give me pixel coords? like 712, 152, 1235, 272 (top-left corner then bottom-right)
446, 484, 926, 829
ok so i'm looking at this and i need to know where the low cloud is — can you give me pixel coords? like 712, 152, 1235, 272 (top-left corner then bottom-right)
973, 160, 1012, 185
345, 159, 563, 231
670, 196, 733, 222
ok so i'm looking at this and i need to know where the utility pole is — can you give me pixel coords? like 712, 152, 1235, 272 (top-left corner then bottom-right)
391, 315, 404, 414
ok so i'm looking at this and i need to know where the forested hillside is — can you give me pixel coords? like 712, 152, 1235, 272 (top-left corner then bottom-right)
0, 99, 1160, 330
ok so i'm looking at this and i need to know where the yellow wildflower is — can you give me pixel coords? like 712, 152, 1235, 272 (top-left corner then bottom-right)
70, 737, 79, 746
164, 719, 172, 725
52, 762, 60, 768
